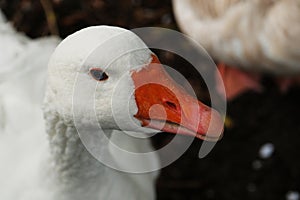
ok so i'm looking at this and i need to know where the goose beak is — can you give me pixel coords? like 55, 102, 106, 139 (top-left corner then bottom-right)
132, 55, 224, 141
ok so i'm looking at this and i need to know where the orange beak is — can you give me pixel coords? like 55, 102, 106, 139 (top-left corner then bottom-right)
132, 55, 224, 141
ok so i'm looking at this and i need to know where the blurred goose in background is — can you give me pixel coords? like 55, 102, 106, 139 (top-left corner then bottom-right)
0, 10, 60, 133
172, 0, 300, 99
0, 10, 223, 200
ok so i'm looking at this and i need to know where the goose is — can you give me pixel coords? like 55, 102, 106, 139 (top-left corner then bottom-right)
172, 0, 300, 99
0, 10, 60, 133
0, 11, 223, 200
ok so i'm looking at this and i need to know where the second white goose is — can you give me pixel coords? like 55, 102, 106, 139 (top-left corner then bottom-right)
172, 0, 300, 99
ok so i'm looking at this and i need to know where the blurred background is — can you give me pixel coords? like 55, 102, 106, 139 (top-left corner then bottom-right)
0, 0, 299, 199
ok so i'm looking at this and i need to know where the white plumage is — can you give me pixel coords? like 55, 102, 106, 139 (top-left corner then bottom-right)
172, 0, 300, 75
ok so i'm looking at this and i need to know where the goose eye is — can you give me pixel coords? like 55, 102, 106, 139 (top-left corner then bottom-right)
89, 68, 109, 81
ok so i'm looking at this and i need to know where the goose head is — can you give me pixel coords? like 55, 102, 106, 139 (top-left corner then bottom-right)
44, 26, 223, 141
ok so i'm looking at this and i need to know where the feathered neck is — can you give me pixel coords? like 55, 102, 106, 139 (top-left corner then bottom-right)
42, 106, 158, 200
42, 80, 159, 199
43, 107, 106, 199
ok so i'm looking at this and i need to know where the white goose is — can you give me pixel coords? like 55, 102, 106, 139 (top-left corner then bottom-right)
172, 0, 300, 99
0, 12, 223, 200
0, 10, 59, 133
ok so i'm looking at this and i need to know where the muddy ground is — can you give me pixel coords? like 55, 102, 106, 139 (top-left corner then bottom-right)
1, 0, 299, 199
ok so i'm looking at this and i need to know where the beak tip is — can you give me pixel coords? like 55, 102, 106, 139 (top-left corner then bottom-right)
200, 109, 224, 141
204, 109, 224, 140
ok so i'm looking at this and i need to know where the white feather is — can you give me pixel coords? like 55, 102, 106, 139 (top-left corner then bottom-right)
173, 0, 300, 75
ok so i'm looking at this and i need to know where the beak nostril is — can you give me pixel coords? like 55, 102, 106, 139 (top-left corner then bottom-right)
164, 101, 177, 110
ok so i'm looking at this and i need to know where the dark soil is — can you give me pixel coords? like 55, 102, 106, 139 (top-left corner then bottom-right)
1, 0, 299, 199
